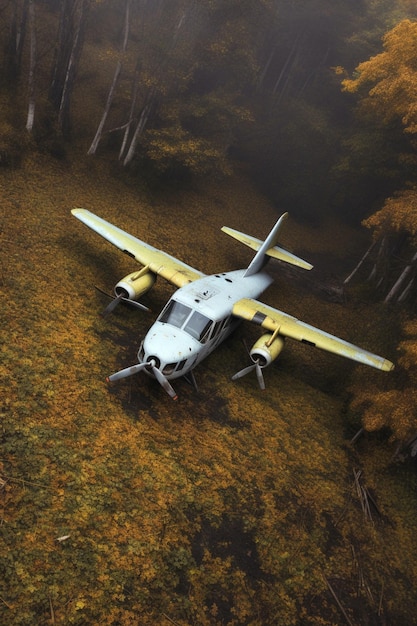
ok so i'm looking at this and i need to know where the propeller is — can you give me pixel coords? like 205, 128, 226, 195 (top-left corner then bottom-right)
106, 358, 178, 400
232, 359, 266, 390
95, 286, 150, 317
232, 338, 266, 390
106, 362, 147, 382
150, 362, 178, 400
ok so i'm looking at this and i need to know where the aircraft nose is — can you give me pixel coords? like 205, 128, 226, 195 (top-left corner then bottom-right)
140, 322, 197, 373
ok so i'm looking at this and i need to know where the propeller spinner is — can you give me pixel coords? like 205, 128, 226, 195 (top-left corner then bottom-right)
106, 358, 178, 400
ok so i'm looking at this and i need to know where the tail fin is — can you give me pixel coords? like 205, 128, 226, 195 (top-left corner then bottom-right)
221, 213, 313, 277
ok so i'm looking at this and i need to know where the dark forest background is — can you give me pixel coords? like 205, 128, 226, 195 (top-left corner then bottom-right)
1, 0, 415, 220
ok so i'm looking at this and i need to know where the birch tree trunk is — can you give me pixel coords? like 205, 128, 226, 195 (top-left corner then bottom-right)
121, 7, 188, 166
122, 100, 153, 167
257, 46, 276, 91
343, 241, 376, 286
25, 0, 36, 132
367, 237, 387, 284
88, 0, 131, 155
118, 62, 141, 162
272, 34, 301, 96
49, 0, 72, 111
57, 0, 89, 137
385, 250, 417, 303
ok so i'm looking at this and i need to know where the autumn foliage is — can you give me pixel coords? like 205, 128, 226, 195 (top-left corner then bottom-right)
0, 147, 416, 625
335, 18, 417, 452
1, 2, 417, 624
343, 20, 417, 138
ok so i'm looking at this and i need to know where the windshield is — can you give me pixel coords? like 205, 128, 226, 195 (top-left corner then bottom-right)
184, 311, 212, 342
159, 300, 213, 343
159, 300, 192, 328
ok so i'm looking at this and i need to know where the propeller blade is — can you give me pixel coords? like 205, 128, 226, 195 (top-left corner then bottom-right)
101, 293, 124, 317
232, 360, 266, 390
255, 363, 266, 390
106, 362, 147, 383
121, 297, 150, 312
232, 363, 257, 380
151, 364, 178, 400
95, 285, 150, 315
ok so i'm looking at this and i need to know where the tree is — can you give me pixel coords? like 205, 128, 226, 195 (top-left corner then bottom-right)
342, 20, 417, 144
341, 15, 417, 450
361, 189, 417, 303
234, 0, 385, 219
84, 0, 267, 174
340, 20, 417, 300
351, 318, 417, 451
87, 0, 131, 155
49, 0, 90, 137
25, 0, 36, 132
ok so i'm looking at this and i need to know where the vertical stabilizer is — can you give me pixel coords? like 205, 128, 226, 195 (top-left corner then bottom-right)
243, 213, 289, 277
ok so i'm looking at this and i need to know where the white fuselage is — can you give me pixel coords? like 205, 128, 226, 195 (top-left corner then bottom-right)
138, 269, 273, 380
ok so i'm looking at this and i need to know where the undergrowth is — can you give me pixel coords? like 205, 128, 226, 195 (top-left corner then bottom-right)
0, 151, 416, 625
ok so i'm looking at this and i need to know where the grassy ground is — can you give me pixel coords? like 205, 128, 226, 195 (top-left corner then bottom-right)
1, 152, 416, 625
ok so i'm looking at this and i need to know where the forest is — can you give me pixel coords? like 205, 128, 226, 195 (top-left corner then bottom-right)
1, 0, 417, 624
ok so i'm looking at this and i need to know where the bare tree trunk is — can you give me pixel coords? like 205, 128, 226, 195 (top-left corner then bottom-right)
49, 0, 73, 111
272, 33, 301, 96
397, 276, 415, 303
385, 250, 417, 303
118, 61, 141, 161
58, 0, 89, 137
122, 99, 153, 167
88, 0, 131, 155
298, 47, 329, 96
367, 236, 387, 283
120, 7, 188, 166
343, 241, 376, 286
257, 46, 276, 91
25, 0, 36, 132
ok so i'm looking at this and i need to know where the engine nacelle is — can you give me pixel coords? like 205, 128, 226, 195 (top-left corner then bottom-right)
114, 270, 156, 301
250, 333, 285, 367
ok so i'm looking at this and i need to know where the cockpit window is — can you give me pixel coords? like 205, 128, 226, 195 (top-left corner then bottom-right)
184, 311, 213, 343
158, 299, 213, 343
159, 300, 192, 328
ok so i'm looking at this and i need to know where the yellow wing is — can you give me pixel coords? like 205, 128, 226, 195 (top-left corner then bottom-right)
71, 208, 204, 287
233, 298, 394, 372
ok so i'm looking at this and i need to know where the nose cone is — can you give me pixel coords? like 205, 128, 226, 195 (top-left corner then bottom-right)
141, 322, 198, 376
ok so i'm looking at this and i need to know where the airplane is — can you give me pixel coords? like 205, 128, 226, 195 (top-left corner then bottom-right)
71, 208, 394, 400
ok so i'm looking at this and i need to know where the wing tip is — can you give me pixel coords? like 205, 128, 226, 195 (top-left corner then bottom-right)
382, 359, 395, 372
71, 207, 86, 217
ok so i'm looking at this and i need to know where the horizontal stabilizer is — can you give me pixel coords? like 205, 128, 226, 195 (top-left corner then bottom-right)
221, 218, 312, 272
